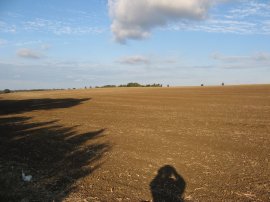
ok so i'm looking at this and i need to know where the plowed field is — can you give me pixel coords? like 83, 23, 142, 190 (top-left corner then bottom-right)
1, 85, 269, 201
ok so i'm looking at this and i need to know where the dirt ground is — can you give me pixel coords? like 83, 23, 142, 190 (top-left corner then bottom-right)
0, 85, 269, 201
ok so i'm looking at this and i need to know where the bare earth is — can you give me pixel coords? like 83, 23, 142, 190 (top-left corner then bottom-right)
0, 85, 269, 201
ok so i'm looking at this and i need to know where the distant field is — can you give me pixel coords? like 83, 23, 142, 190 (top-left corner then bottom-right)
0, 85, 269, 201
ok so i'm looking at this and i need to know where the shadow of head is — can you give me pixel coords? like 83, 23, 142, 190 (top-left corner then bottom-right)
150, 165, 186, 202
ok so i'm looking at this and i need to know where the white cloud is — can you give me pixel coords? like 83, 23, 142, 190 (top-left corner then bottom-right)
17, 48, 42, 59
226, 1, 270, 19
0, 39, 8, 46
109, 0, 217, 43
117, 54, 181, 65
0, 20, 16, 33
211, 52, 270, 68
262, 20, 270, 34
118, 55, 150, 65
171, 19, 257, 34
41, 44, 51, 50
15, 40, 43, 47
23, 18, 105, 35
170, 0, 270, 35
109, 0, 270, 39
212, 52, 270, 62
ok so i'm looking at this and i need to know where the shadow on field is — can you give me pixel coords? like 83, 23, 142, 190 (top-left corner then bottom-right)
150, 165, 186, 202
0, 98, 110, 201
0, 98, 90, 115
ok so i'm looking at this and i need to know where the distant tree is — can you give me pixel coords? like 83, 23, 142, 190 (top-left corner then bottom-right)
118, 83, 162, 88
201, 84, 204, 87
127, 82, 142, 87
221, 82, 224, 86
101, 85, 116, 88
167, 85, 170, 87
3, 89, 11, 93
145, 83, 162, 87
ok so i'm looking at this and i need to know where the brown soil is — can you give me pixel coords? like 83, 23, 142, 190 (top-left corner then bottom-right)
0, 85, 269, 201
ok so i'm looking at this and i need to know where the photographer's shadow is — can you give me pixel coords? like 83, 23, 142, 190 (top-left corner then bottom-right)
150, 165, 186, 202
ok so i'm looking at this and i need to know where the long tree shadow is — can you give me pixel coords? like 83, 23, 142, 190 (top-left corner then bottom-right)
0, 98, 90, 115
150, 165, 186, 202
0, 116, 110, 201
0, 97, 110, 201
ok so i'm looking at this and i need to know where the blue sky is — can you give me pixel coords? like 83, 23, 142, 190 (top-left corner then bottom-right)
0, 0, 270, 89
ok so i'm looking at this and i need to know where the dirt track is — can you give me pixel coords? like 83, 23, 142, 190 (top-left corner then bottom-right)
0, 85, 270, 201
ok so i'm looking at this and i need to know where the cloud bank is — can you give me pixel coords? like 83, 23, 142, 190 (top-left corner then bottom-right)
211, 52, 270, 69
118, 55, 150, 65
0, 39, 7, 46
212, 52, 270, 63
109, 0, 216, 43
17, 48, 42, 59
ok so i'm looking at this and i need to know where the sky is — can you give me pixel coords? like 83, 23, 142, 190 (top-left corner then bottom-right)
0, 0, 270, 89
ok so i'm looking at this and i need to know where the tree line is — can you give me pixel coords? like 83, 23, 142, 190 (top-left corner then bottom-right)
96, 82, 163, 88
